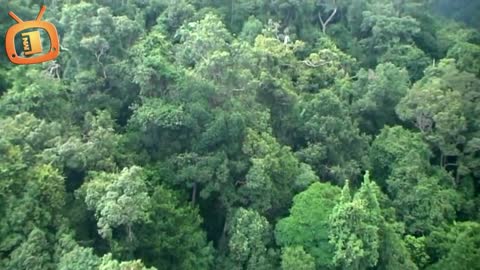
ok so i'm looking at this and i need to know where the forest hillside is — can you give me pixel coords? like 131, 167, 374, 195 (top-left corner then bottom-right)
0, 0, 479, 269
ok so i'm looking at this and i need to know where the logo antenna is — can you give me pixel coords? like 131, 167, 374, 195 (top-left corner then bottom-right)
8, 5, 47, 24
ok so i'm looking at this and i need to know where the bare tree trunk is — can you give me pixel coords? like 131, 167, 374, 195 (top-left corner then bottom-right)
455, 167, 460, 187
318, 0, 337, 34
230, 0, 235, 29
451, 157, 460, 187
218, 219, 229, 253
191, 182, 197, 205
126, 224, 135, 259
443, 154, 459, 187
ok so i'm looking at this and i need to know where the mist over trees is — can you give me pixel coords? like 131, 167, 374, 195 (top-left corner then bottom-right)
0, 0, 479, 269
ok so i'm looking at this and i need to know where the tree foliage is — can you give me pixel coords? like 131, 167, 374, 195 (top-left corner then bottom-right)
0, 0, 479, 269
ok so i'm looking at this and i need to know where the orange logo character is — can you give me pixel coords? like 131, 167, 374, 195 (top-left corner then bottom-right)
5, 5, 59, 65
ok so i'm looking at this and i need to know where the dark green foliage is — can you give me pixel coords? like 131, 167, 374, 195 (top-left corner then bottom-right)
370, 126, 461, 234
380, 44, 431, 81
57, 234, 102, 270
352, 63, 410, 133
5, 228, 53, 270
397, 59, 480, 184
294, 89, 369, 184
427, 222, 480, 270
369, 126, 431, 188
240, 129, 317, 216
136, 186, 214, 270
0, 1, 478, 269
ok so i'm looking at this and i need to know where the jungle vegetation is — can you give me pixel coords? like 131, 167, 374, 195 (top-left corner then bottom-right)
0, 0, 479, 269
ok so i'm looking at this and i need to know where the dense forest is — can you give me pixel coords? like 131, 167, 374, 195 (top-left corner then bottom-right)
0, 0, 479, 269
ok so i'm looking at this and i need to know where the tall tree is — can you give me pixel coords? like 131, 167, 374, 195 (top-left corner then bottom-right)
135, 185, 214, 270
294, 89, 369, 184
81, 166, 151, 257
351, 63, 410, 133
275, 182, 341, 268
240, 129, 317, 216
329, 174, 382, 270
370, 126, 460, 234
224, 208, 274, 270
397, 59, 480, 185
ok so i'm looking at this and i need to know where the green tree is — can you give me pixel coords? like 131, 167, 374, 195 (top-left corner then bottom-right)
5, 228, 53, 270
0, 66, 70, 120
175, 13, 232, 67
58, 2, 143, 119
225, 208, 273, 270
136, 185, 214, 270
0, 1, 479, 269
157, 0, 196, 34
397, 59, 480, 185
360, 0, 421, 65
351, 63, 410, 133
129, 28, 178, 98
446, 41, 480, 76
81, 166, 151, 254
297, 37, 356, 93
405, 235, 430, 269
0, 118, 66, 267
170, 151, 231, 206
57, 234, 101, 270
370, 126, 460, 234
240, 129, 317, 216
280, 246, 315, 270
377, 224, 418, 270
427, 222, 480, 270
387, 158, 459, 235
379, 44, 431, 81
98, 254, 156, 270
56, 233, 158, 270
294, 89, 369, 184
240, 16, 264, 43
369, 126, 431, 188
275, 182, 340, 268
128, 97, 191, 158
329, 173, 381, 270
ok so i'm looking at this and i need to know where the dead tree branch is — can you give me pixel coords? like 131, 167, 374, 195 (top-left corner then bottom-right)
318, 0, 337, 34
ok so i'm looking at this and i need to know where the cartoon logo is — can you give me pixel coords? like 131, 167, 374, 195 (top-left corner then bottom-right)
5, 5, 59, 65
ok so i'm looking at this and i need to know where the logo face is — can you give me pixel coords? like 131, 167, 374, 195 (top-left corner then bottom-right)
5, 5, 59, 65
